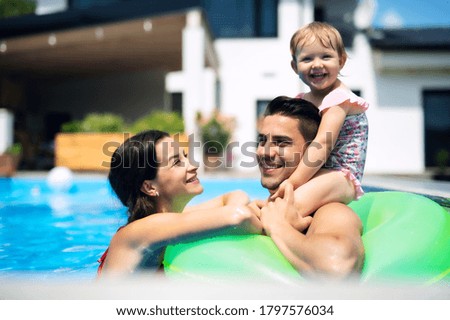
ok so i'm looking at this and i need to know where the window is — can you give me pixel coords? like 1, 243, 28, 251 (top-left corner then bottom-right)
314, 0, 358, 48
423, 90, 450, 168
256, 99, 270, 120
255, 99, 271, 143
171, 92, 183, 115
202, 0, 278, 38
352, 89, 361, 97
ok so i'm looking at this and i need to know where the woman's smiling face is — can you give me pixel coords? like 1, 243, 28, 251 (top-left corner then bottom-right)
153, 136, 203, 201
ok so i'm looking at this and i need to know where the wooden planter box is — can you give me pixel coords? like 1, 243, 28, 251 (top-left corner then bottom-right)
0, 154, 20, 177
55, 133, 127, 171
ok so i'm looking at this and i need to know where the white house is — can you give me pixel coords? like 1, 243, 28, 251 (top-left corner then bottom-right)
209, 0, 450, 175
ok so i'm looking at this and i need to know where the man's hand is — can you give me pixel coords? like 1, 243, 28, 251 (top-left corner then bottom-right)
247, 199, 267, 219
230, 205, 263, 235
262, 182, 312, 234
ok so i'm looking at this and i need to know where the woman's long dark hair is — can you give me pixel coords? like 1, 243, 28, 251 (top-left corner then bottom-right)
108, 130, 169, 223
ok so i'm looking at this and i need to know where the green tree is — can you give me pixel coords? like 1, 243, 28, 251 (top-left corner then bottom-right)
0, 0, 36, 19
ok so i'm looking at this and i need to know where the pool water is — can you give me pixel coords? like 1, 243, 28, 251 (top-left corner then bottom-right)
3, 176, 444, 280
0, 177, 269, 279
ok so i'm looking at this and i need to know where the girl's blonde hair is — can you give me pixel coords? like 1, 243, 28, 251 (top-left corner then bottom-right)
290, 21, 347, 63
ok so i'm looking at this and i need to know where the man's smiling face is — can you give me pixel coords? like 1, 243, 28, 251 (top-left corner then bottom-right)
256, 114, 307, 193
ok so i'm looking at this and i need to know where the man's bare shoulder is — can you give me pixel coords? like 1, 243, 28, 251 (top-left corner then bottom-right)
308, 202, 363, 235
308, 202, 365, 274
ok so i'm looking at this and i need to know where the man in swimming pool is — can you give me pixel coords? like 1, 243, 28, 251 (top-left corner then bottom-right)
254, 96, 364, 279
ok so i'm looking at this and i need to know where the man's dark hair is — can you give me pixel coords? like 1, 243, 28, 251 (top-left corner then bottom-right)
264, 96, 321, 143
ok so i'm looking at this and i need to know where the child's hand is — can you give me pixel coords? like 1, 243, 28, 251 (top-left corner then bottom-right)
261, 182, 296, 233
282, 183, 312, 232
268, 180, 289, 201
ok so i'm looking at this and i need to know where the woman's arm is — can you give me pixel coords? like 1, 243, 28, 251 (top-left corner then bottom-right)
183, 190, 249, 212
121, 204, 261, 252
101, 204, 261, 275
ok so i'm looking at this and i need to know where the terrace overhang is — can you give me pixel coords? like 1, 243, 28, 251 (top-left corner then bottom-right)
0, 8, 218, 78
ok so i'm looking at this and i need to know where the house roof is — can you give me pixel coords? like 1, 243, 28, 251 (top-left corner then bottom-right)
369, 27, 450, 50
0, 0, 216, 77
0, 0, 202, 39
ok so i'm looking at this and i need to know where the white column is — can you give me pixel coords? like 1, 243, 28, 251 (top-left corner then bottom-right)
278, 0, 314, 94
182, 10, 207, 172
182, 10, 205, 135
278, 0, 314, 41
302, 0, 315, 25
353, 33, 377, 111
0, 108, 14, 153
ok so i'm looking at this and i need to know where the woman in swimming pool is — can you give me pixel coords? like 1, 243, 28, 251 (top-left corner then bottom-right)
97, 130, 262, 277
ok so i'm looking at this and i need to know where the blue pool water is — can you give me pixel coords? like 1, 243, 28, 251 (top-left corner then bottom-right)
0, 177, 270, 279
3, 176, 444, 280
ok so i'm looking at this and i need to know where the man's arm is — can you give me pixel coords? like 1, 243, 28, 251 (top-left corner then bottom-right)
261, 183, 364, 279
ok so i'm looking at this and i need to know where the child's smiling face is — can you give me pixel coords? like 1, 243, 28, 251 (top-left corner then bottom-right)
292, 37, 345, 94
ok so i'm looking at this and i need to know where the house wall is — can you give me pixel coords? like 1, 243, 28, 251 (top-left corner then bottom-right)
0, 109, 14, 153
214, 38, 299, 171
211, 0, 311, 172
368, 69, 450, 174
207, 1, 450, 175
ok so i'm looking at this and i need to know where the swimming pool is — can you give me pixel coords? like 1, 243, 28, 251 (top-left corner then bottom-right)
1, 175, 446, 281
0, 176, 270, 280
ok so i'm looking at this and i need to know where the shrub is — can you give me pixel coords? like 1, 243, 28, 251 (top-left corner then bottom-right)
80, 113, 125, 132
61, 120, 82, 133
0, 0, 36, 18
436, 149, 449, 172
4, 143, 22, 156
61, 113, 125, 133
130, 111, 184, 135
60, 111, 186, 135
199, 114, 232, 155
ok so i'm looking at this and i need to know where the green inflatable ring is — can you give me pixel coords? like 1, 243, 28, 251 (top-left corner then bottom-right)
163, 192, 450, 283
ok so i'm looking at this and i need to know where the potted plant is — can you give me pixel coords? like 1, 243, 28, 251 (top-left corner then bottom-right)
198, 111, 234, 170
433, 149, 449, 181
55, 113, 127, 171
55, 111, 187, 171
0, 143, 22, 177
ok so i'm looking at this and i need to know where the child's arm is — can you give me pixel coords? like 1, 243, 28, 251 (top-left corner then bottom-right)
271, 104, 349, 199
